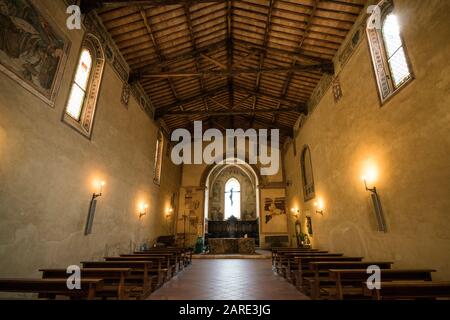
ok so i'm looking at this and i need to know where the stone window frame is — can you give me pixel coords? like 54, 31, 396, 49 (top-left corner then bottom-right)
300, 145, 315, 202
153, 130, 164, 185
62, 34, 105, 139
366, 0, 414, 105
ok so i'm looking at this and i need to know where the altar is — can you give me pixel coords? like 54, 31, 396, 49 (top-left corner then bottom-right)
209, 238, 256, 254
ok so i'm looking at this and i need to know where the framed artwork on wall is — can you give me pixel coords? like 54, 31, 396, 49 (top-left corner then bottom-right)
0, 0, 70, 106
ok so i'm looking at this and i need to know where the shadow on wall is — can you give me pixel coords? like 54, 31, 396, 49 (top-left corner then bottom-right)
328, 222, 369, 258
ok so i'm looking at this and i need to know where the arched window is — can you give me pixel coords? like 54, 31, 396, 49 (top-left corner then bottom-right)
301, 146, 315, 201
224, 178, 241, 220
367, 1, 413, 104
153, 130, 164, 185
63, 34, 105, 138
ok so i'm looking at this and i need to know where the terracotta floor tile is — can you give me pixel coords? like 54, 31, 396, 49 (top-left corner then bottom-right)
149, 259, 309, 300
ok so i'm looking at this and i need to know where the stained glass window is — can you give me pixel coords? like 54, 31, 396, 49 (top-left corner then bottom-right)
381, 13, 411, 88
224, 178, 241, 220
66, 49, 93, 121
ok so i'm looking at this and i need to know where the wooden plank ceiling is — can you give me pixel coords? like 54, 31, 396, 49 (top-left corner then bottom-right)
93, 0, 367, 139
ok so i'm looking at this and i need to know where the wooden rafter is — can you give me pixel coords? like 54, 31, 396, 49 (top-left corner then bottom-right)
138, 63, 333, 78
94, 0, 366, 139
273, 0, 321, 124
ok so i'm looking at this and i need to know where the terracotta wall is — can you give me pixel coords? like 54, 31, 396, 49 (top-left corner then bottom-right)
0, 0, 181, 277
284, 0, 450, 279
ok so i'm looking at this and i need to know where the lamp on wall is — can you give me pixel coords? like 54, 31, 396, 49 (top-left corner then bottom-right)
85, 180, 106, 236
361, 166, 387, 232
139, 203, 149, 219
290, 208, 300, 219
165, 208, 173, 219
92, 180, 106, 200
314, 198, 324, 216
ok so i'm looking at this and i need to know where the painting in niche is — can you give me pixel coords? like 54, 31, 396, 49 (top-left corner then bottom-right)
264, 197, 286, 224
0, 0, 69, 105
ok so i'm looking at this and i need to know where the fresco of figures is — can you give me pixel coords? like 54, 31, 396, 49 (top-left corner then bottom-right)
0, 0, 69, 104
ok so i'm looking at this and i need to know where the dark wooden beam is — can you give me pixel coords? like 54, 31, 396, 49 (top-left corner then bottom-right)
161, 108, 302, 117
138, 63, 333, 78
155, 86, 229, 118
88, 0, 225, 11
234, 38, 332, 65
234, 85, 308, 110
131, 40, 226, 78
272, 0, 319, 124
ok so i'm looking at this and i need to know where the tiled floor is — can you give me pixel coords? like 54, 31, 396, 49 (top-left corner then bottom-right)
149, 259, 309, 300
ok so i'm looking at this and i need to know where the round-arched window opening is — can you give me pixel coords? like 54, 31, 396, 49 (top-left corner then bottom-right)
224, 178, 241, 220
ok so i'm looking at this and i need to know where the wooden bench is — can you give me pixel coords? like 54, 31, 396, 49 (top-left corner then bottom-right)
81, 261, 153, 299
365, 281, 450, 300
40, 268, 132, 300
121, 253, 177, 276
328, 269, 435, 300
308, 261, 394, 299
0, 278, 103, 300
271, 248, 321, 267
294, 256, 364, 289
106, 256, 167, 286
137, 247, 193, 267
279, 253, 343, 278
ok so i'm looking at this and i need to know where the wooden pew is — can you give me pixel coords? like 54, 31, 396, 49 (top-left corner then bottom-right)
81, 261, 153, 299
328, 269, 435, 300
365, 281, 450, 300
122, 253, 178, 276
40, 268, 132, 300
294, 256, 364, 289
308, 261, 394, 299
271, 248, 320, 267
0, 278, 103, 300
106, 256, 167, 286
137, 247, 193, 267
131, 251, 179, 270
279, 252, 342, 278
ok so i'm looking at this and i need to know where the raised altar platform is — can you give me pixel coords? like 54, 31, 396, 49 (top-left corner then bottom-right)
209, 238, 256, 254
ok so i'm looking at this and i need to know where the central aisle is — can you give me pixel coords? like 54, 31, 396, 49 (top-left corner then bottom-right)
149, 259, 309, 300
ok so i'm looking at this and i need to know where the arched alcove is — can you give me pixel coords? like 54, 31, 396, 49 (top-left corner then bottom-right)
202, 157, 261, 245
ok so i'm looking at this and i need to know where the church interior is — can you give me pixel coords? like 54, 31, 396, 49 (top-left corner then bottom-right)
0, 0, 449, 302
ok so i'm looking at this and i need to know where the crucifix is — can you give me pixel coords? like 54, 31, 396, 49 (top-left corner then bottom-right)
225, 187, 240, 207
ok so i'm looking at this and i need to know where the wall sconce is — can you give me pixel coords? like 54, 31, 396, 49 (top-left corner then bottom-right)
361, 170, 387, 232
314, 199, 324, 216
165, 208, 173, 219
85, 180, 106, 236
92, 180, 106, 200
139, 203, 149, 219
290, 208, 300, 219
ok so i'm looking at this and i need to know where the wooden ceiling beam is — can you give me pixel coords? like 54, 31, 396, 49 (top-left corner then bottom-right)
226, 0, 234, 115
251, 0, 275, 123
162, 108, 302, 117
130, 40, 226, 79
234, 38, 332, 65
155, 86, 229, 118
234, 85, 307, 111
273, 0, 320, 124
83, 0, 225, 12
137, 63, 333, 78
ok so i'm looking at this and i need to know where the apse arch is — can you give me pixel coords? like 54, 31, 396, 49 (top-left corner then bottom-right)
202, 157, 262, 244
